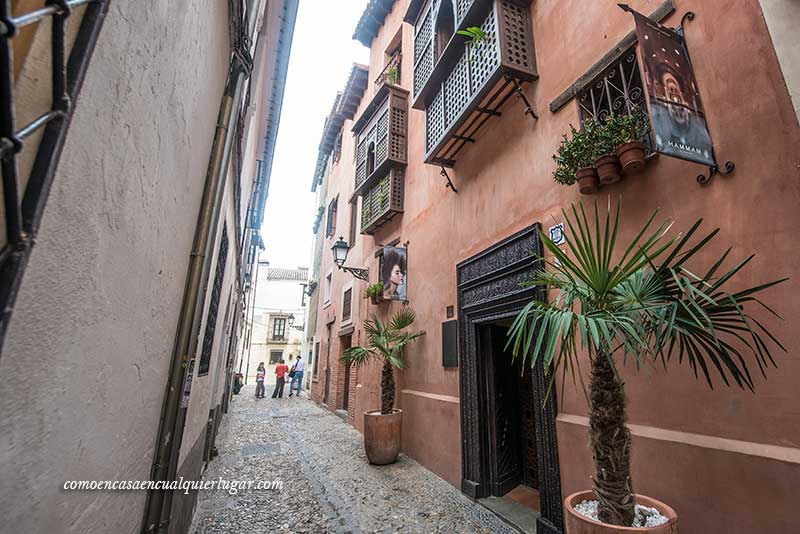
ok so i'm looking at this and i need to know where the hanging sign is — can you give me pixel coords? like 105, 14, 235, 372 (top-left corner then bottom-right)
627, 7, 715, 166
380, 246, 407, 301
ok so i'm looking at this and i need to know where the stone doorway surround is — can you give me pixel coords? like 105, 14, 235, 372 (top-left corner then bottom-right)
456, 223, 564, 534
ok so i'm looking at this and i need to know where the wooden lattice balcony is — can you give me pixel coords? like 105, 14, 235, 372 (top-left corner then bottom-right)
353, 83, 409, 197
408, 0, 537, 166
360, 168, 404, 235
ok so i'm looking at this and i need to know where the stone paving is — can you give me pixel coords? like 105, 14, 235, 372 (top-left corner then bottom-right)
189, 384, 520, 534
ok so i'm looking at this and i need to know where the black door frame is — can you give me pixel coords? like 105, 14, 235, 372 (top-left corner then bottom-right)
457, 223, 564, 534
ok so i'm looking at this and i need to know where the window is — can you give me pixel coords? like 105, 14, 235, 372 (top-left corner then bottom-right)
333, 131, 343, 164
324, 272, 333, 304
434, 0, 455, 62
269, 350, 283, 364
272, 317, 286, 341
348, 199, 358, 246
199, 226, 229, 375
366, 142, 376, 176
325, 197, 338, 238
313, 341, 320, 378
577, 47, 650, 129
342, 288, 353, 322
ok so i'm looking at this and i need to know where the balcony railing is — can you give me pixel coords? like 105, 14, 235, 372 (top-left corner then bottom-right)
374, 53, 402, 91
353, 83, 408, 197
360, 168, 404, 235
411, 0, 536, 167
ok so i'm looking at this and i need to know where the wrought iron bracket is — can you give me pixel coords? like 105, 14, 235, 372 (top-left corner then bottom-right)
337, 265, 370, 282
678, 11, 695, 32
440, 167, 458, 193
697, 161, 735, 185
511, 79, 538, 120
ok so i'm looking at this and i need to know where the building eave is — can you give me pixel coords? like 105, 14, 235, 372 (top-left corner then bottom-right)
353, 0, 398, 47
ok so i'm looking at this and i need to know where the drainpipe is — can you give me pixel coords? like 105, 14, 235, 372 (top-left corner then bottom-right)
141, 2, 261, 532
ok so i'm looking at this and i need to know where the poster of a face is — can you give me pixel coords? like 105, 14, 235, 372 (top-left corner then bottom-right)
381, 246, 407, 301
632, 11, 715, 166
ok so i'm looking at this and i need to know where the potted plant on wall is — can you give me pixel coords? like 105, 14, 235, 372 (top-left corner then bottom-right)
364, 282, 384, 305
507, 201, 785, 533
553, 121, 599, 195
592, 118, 622, 185
614, 106, 648, 174
341, 307, 426, 465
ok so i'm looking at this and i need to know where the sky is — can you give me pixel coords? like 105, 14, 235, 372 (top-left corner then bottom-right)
260, 0, 370, 269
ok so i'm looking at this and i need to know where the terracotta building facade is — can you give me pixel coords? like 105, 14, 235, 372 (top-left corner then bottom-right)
307, 1, 800, 533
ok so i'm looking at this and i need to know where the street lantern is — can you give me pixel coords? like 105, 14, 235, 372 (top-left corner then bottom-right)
288, 314, 295, 328
330, 236, 370, 281
331, 237, 349, 267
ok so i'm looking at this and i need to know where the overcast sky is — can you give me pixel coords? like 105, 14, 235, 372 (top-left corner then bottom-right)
261, 0, 370, 269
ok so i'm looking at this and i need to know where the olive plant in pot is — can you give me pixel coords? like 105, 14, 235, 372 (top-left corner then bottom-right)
553, 120, 600, 195
614, 106, 649, 174
507, 201, 785, 533
364, 282, 385, 305
341, 307, 426, 465
592, 118, 622, 185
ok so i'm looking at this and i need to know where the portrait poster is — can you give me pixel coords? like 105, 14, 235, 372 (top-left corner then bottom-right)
380, 246, 407, 301
631, 10, 715, 166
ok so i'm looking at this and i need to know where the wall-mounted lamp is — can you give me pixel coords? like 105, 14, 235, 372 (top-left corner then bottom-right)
331, 236, 370, 281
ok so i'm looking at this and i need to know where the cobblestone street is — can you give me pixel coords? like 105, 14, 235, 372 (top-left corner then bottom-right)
189, 384, 518, 534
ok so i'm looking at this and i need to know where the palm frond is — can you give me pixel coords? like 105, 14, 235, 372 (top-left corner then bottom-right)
507, 199, 786, 393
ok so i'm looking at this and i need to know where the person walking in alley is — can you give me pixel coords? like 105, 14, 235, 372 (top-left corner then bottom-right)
271, 359, 289, 398
288, 355, 305, 397
255, 363, 266, 399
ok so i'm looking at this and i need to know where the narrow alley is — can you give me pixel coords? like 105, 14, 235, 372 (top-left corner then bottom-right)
189, 384, 519, 534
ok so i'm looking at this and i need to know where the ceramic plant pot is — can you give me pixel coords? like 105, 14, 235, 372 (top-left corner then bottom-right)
363, 409, 402, 465
594, 154, 622, 184
576, 167, 600, 195
564, 491, 678, 534
617, 141, 646, 174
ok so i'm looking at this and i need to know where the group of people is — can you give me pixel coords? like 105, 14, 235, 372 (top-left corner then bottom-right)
254, 354, 305, 399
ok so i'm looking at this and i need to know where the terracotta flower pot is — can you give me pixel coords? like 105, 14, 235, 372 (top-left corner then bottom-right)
363, 409, 402, 465
594, 154, 622, 184
576, 167, 599, 195
564, 491, 678, 534
370, 294, 382, 305
617, 141, 646, 174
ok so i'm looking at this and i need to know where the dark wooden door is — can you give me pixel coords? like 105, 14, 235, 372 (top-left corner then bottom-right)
484, 325, 523, 496
323, 324, 332, 405
342, 335, 352, 411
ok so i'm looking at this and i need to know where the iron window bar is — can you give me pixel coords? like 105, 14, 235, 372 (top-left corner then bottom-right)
0, 0, 109, 352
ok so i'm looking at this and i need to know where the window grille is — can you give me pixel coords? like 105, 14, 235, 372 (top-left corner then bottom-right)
0, 0, 110, 349
269, 350, 282, 364
342, 288, 352, 322
199, 226, 229, 375
325, 197, 337, 238
576, 47, 653, 150
348, 199, 357, 246
313, 341, 320, 378
332, 131, 342, 164
272, 317, 286, 341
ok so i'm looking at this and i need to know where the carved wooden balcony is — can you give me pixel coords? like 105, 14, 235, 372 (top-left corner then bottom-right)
407, 0, 537, 166
360, 168, 405, 235
352, 83, 409, 197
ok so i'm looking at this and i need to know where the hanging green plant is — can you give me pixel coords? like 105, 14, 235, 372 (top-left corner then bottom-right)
457, 26, 487, 63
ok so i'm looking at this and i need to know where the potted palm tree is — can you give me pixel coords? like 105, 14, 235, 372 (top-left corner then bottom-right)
341, 307, 426, 465
508, 201, 785, 533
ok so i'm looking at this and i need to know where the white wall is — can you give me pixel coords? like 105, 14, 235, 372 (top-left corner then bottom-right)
760, 0, 800, 124
0, 1, 230, 533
